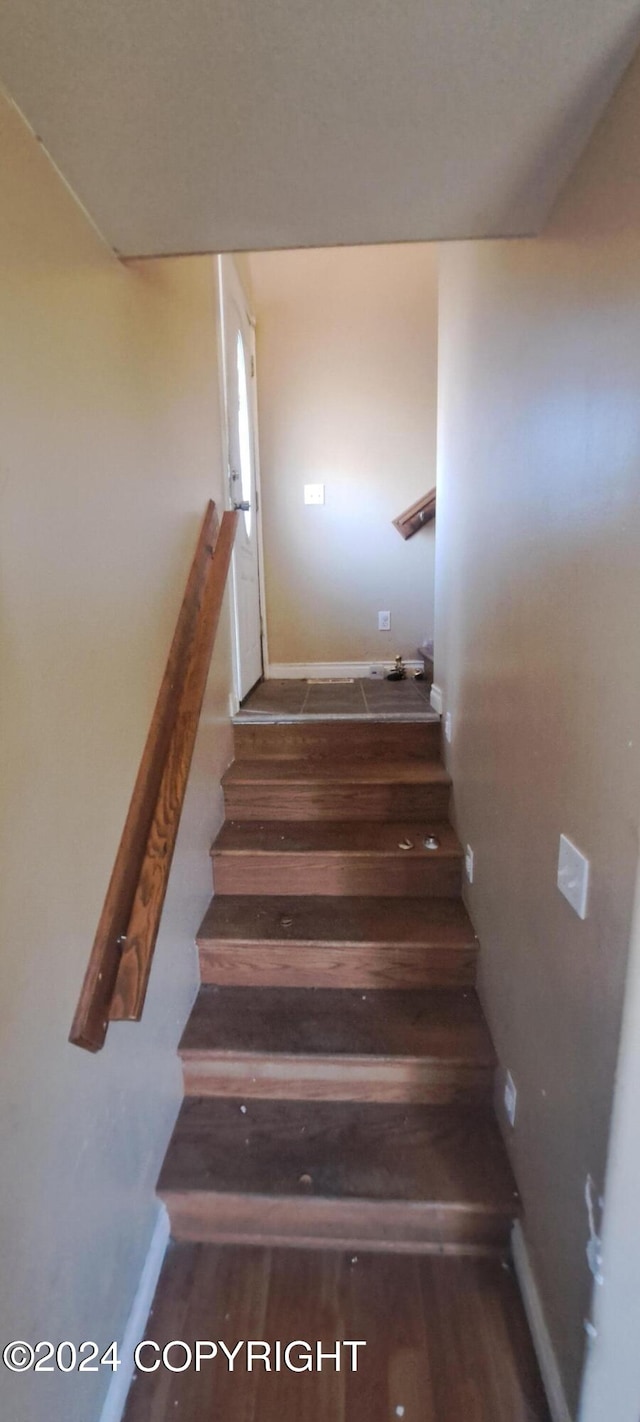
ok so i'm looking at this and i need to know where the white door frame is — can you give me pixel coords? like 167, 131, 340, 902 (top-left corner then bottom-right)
216, 255, 269, 710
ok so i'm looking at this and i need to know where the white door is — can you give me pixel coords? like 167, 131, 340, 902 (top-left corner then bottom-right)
219, 256, 264, 701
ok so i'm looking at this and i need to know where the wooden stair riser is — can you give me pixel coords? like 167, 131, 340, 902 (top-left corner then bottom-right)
233, 720, 441, 762
160, 1192, 513, 1256
198, 942, 478, 990
212, 852, 462, 897
181, 1053, 494, 1105
223, 781, 450, 821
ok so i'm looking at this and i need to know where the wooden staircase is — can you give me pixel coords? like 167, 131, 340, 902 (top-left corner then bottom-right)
157, 715, 519, 1256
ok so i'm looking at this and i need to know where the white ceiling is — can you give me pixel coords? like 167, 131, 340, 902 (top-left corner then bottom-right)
1, 0, 640, 256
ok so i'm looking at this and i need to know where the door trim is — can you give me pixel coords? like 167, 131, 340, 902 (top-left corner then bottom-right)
216, 255, 268, 709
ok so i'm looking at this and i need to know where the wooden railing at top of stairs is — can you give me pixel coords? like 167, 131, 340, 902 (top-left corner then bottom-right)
69, 501, 238, 1053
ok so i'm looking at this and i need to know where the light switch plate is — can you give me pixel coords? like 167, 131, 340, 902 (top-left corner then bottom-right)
378, 611, 391, 631
558, 834, 590, 919
304, 483, 325, 505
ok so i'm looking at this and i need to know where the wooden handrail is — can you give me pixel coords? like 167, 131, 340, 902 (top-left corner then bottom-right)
69, 502, 238, 1052
392, 488, 436, 540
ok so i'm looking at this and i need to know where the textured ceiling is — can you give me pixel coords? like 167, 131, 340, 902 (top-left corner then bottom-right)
1, 0, 640, 256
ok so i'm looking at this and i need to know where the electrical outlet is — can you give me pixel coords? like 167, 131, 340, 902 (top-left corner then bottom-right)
465, 844, 474, 884
304, 483, 325, 505
378, 611, 391, 631
504, 1070, 517, 1127
444, 710, 453, 743
558, 834, 590, 919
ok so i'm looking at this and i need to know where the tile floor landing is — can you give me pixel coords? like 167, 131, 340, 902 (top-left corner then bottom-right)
235, 677, 438, 723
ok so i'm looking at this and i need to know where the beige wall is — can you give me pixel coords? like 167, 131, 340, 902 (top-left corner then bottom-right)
248, 244, 438, 668
579, 852, 640, 1422
434, 52, 640, 1416
0, 94, 233, 1421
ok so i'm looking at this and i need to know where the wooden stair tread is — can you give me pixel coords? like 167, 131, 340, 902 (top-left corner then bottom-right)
223, 758, 450, 786
158, 1098, 518, 1212
223, 758, 450, 821
180, 986, 495, 1063
197, 896, 476, 949
197, 897, 478, 990
211, 819, 461, 857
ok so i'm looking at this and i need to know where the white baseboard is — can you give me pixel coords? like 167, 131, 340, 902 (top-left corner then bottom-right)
267, 660, 423, 680
99, 1203, 170, 1422
430, 682, 443, 714
512, 1222, 572, 1422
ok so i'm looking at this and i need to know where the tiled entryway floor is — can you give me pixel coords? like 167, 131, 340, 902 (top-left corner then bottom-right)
236, 677, 437, 722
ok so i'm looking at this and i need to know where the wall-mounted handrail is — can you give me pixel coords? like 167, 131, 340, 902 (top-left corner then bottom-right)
392, 488, 436, 540
69, 502, 238, 1052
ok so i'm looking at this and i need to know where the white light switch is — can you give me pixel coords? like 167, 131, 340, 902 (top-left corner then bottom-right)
304, 483, 325, 505
558, 834, 590, 919
378, 611, 391, 631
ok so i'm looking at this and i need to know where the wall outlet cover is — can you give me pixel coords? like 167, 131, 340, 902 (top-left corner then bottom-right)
504, 1070, 518, 1127
304, 483, 325, 505
557, 834, 590, 920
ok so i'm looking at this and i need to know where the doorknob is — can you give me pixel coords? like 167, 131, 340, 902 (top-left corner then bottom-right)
233, 500, 251, 512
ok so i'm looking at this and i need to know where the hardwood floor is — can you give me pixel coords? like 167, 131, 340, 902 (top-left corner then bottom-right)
123, 1245, 551, 1422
